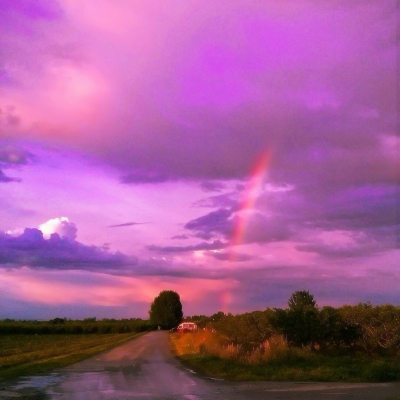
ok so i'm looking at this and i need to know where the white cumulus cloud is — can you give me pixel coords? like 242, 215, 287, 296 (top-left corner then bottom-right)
39, 217, 77, 241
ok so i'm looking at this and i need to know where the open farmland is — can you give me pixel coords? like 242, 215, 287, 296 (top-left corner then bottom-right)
0, 333, 142, 381
2, 332, 399, 400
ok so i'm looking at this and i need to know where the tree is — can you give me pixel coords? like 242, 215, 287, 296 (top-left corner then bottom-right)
314, 306, 359, 349
149, 290, 183, 329
288, 290, 317, 311
339, 303, 400, 354
282, 290, 320, 347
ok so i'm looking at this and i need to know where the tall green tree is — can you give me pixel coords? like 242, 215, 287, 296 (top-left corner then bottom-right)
287, 290, 320, 347
288, 290, 317, 311
149, 290, 183, 329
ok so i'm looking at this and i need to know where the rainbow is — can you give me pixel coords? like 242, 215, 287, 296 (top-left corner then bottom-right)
219, 150, 270, 311
231, 150, 271, 251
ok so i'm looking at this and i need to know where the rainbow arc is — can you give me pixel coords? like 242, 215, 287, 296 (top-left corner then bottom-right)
230, 150, 271, 257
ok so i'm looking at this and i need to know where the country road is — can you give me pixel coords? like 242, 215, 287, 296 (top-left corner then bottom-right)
2, 332, 399, 399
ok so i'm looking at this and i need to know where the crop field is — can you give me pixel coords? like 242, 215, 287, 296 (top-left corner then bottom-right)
0, 333, 141, 381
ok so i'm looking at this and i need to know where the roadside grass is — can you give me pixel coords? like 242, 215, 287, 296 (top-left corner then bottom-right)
0, 332, 143, 381
170, 331, 400, 382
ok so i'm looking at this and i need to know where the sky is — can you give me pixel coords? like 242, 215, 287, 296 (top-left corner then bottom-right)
0, 0, 398, 320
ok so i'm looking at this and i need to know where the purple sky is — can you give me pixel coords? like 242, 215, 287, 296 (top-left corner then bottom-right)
0, 0, 398, 319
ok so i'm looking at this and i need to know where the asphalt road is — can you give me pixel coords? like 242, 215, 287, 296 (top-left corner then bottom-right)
2, 331, 399, 399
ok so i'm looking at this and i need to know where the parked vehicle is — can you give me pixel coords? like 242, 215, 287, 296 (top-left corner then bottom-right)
176, 322, 198, 333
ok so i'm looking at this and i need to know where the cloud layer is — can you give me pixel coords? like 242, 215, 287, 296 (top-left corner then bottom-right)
0, 228, 127, 271
0, 0, 398, 318
1, 1, 397, 183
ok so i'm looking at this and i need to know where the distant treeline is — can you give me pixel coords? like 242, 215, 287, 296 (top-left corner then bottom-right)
186, 292, 400, 356
0, 317, 154, 335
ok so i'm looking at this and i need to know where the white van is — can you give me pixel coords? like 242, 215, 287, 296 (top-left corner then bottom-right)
177, 322, 198, 332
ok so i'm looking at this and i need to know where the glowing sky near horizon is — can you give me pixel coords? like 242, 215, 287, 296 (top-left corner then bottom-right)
0, 0, 398, 319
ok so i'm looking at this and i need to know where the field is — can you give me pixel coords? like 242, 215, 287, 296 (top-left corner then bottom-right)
170, 330, 400, 382
0, 332, 142, 381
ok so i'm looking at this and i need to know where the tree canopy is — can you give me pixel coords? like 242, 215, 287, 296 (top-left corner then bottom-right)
288, 290, 317, 311
149, 290, 183, 329
272, 290, 320, 347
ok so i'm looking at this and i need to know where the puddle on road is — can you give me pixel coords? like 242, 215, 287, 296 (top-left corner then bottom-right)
0, 374, 64, 400
12, 374, 62, 391
104, 363, 141, 376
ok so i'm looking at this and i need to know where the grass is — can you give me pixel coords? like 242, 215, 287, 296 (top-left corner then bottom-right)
0, 332, 143, 381
170, 331, 400, 382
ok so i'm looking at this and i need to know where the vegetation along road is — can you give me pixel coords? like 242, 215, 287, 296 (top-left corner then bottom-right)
1, 331, 399, 400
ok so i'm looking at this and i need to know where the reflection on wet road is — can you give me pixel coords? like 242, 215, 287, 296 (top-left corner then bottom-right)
2, 332, 399, 399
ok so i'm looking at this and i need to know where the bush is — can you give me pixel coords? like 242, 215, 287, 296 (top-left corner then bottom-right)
365, 361, 400, 382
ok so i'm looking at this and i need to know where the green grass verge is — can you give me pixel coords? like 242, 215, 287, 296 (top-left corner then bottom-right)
170, 332, 400, 382
0, 332, 144, 381
175, 352, 400, 382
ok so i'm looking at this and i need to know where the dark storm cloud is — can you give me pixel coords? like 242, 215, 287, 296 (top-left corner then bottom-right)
104, 1, 395, 186
0, 228, 129, 270
250, 182, 400, 254
0, 227, 232, 280
193, 192, 239, 209
184, 208, 234, 240
1, 1, 397, 268
179, 178, 398, 255
182, 171, 397, 252
182, 205, 294, 245
2, 0, 396, 188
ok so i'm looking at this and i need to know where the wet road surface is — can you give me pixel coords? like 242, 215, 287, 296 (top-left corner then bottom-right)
1, 331, 399, 399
